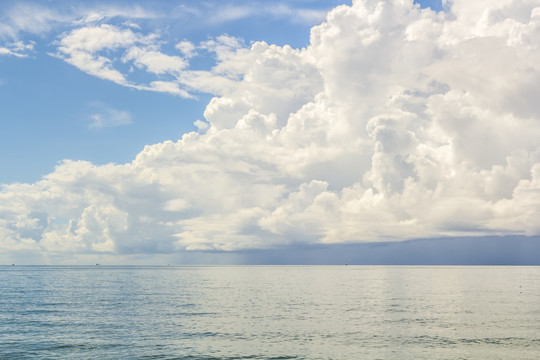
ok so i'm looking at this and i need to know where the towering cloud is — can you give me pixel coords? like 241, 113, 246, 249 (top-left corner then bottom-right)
2, 0, 540, 263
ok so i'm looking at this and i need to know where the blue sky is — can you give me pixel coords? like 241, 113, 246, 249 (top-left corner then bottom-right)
1, 0, 539, 265
0, 0, 360, 184
0, 0, 447, 184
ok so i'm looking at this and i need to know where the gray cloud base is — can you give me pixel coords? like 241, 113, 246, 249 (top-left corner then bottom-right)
171, 236, 540, 265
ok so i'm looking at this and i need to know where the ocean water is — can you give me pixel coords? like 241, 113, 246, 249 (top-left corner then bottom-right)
0, 266, 539, 359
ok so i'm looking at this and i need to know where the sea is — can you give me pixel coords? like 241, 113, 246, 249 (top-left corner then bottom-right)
1, 265, 539, 359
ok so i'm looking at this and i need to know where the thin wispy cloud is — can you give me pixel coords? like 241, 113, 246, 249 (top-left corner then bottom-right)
1, 1, 331, 40
0, 4, 68, 39
1, 0, 337, 98
88, 105, 132, 129
0, 41, 34, 57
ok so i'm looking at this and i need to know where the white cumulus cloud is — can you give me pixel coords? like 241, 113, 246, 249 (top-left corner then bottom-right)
2, 0, 540, 263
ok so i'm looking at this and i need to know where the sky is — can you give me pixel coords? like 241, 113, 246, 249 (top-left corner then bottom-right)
1, 0, 540, 265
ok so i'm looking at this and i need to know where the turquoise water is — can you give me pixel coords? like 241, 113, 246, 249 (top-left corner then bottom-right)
1, 266, 539, 359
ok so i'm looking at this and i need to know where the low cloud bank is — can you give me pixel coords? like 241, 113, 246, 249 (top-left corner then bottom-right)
225, 236, 540, 265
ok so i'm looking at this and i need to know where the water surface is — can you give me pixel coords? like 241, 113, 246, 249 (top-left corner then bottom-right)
1, 266, 539, 359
